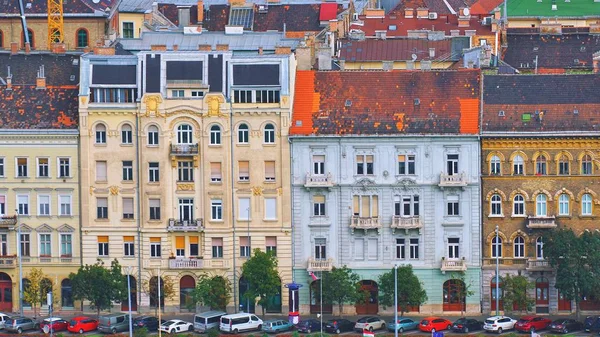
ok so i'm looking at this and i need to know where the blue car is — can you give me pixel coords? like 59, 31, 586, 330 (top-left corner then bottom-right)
296, 319, 322, 334
387, 318, 419, 333
262, 319, 294, 334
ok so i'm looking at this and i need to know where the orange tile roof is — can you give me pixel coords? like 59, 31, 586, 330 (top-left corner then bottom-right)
290, 70, 317, 135
470, 0, 503, 15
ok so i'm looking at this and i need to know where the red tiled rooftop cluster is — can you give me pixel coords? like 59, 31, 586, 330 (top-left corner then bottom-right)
0, 0, 113, 15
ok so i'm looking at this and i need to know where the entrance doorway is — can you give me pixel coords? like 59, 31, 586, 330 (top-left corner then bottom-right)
121, 275, 137, 311
239, 276, 255, 313
179, 276, 195, 311
490, 276, 503, 312
355, 280, 378, 314
443, 279, 466, 312
558, 291, 571, 311
0, 273, 11, 311
309, 280, 332, 314
535, 277, 549, 314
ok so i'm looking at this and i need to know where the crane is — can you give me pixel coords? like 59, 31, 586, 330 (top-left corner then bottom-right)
47, 0, 64, 49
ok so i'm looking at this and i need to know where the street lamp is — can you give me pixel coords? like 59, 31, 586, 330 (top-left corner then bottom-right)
320, 270, 323, 337
127, 266, 133, 337
495, 225, 499, 316
394, 264, 399, 337
247, 207, 250, 313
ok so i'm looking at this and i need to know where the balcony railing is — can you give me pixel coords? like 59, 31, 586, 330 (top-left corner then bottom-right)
167, 218, 204, 232
169, 258, 203, 269
170, 143, 199, 155
527, 216, 557, 229
304, 172, 334, 188
441, 257, 467, 273
526, 259, 553, 271
0, 216, 16, 227
0, 256, 16, 268
482, 257, 527, 267
439, 172, 467, 187
19, 256, 77, 264
307, 257, 333, 272
350, 216, 381, 233
391, 216, 423, 233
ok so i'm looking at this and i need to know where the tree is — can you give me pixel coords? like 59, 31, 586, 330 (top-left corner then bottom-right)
321, 266, 363, 315
70, 259, 127, 317
241, 249, 281, 315
142, 270, 176, 314
190, 275, 231, 311
501, 274, 534, 314
450, 272, 475, 317
23, 268, 56, 318
378, 265, 427, 317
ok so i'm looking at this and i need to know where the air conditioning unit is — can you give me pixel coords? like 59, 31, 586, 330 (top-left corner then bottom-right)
258, 4, 268, 13
428, 12, 438, 19
482, 17, 492, 25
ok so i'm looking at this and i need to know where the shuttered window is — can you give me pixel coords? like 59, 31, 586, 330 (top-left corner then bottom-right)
239, 161, 249, 181
210, 162, 222, 182
265, 161, 275, 181
96, 161, 107, 181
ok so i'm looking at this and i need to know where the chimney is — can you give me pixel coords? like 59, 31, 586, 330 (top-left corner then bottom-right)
197, 0, 204, 23
93, 46, 116, 55
216, 44, 229, 51
416, 7, 429, 18
198, 44, 212, 51
173, 44, 179, 51
258, 47, 263, 55
458, 16, 470, 27
317, 46, 332, 70
150, 44, 167, 51
429, 48, 435, 58
275, 46, 291, 55
404, 8, 414, 18
10, 42, 18, 55
178, 6, 191, 27
6, 66, 12, 90
24, 42, 31, 54
295, 45, 313, 70
36, 65, 46, 89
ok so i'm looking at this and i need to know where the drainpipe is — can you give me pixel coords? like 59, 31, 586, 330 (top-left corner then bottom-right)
229, 98, 238, 313
289, 138, 294, 281
478, 72, 484, 314
135, 101, 143, 310
77, 133, 83, 268
338, 137, 343, 267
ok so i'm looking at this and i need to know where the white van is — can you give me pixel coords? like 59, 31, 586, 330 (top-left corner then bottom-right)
219, 313, 263, 333
194, 311, 226, 333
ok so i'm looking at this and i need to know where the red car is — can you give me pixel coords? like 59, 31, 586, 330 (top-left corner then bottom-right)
418, 317, 452, 333
67, 316, 99, 334
40, 318, 69, 333
515, 315, 552, 332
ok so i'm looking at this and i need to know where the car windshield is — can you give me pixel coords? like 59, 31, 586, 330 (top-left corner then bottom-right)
421, 320, 429, 325
357, 318, 369, 323
163, 321, 176, 326
455, 318, 466, 324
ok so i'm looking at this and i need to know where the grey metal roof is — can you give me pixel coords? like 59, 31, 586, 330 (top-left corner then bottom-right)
117, 31, 300, 51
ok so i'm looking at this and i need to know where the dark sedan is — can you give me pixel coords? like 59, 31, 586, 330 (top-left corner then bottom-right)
133, 316, 163, 332
323, 319, 354, 334
296, 319, 322, 334
451, 318, 483, 333
549, 319, 582, 334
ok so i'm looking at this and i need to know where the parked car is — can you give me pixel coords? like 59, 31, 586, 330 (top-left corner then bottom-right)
296, 319, 322, 334
515, 315, 552, 332
133, 316, 162, 332
5, 316, 38, 334
98, 313, 131, 334
354, 316, 386, 332
323, 319, 354, 334
387, 318, 418, 333
40, 318, 69, 333
219, 313, 263, 333
418, 317, 452, 333
451, 318, 483, 333
549, 319, 582, 334
194, 311, 227, 333
0, 313, 10, 330
68, 316, 99, 334
483, 316, 517, 334
160, 320, 194, 334
262, 319, 294, 333
585, 316, 600, 332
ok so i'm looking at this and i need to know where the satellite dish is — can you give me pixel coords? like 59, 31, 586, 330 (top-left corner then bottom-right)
463, 7, 470, 16
92, 0, 100, 3
411, 53, 418, 61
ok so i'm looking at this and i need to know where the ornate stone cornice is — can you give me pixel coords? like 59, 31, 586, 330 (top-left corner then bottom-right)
483, 138, 600, 150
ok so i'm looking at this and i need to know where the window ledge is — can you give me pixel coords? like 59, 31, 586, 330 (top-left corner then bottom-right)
121, 181, 135, 184
488, 214, 505, 218
94, 144, 108, 147
556, 215, 572, 219
511, 214, 528, 218
37, 176, 51, 179
237, 143, 250, 147
37, 215, 51, 218
262, 143, 276, 147
122, 256, 136, 259
95, 180, 108, 184
58, 215, 73, 218
237, 218, 252, 222
210, 181, 223, 185
146, 145, 159, 148
148, 182, 160, 186
579, 215, 596, 219
120, 144, 134, 147
264, 180, 276, 184
263, 219, 278, 222
122, 218, 135, 222
16, 176, 29, 179
59, 176, 73, 180
95, 218, 110, 222
237, 180, 250, 184
147, 219, 162, 223
208, 144, 222, 148
210, 220, 224, 223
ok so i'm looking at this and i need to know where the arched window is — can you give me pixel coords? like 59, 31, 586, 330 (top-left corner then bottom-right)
238, 123, 249, 144
536, 194, 547, 217
513, 194, 525, 215
95, 124, 107, 144
582, 154, 593, 175
491, 236, 502, 258
491, 194, 502, 216
210, 125, 221, 145
514, 236, 525, 258
177, 124, 193, 144
76, 29, 88, 48
536, 155, 547, 175
582, 193, 593, 215
147, 125, 159, 146
121, 124, 133, 144
264, 123, 275, 144
513, 155, 524, 175
558, 194, 570, 216
490, 155, 501, 175
22, 29, 34, 49
536, 237, 544, 259
558, 154, 570, 175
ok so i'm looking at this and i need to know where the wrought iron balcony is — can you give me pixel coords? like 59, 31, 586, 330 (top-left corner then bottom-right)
526, 259, 553, 271
527, 216, 556, 229
307, 257, 333, 272
439, 172, 467, 188
350, 216, 381, 233
391, 216, 423, 233
170, 143, 199, 155
441, 257, 467, 273
304, 172, 334, 188
167, 218, 204, 232
0, 216, 17, 228
169, 258, 204, 269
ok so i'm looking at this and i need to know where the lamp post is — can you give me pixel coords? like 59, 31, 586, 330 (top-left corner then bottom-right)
127, 266, 133, 337
495, 225, 499, 316
158, 266, 162, 337
394, 265, 399, 337
247, 207, 250, 313
16, 208, 23, 316
320, 270, 323, 337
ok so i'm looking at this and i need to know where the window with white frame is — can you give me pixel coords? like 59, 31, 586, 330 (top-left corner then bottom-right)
264, 124, 275, 144
238, 123, 249, 144
559, 194, 570, 215
409, 238, 419, 259
398, 154, 416, 175
17, 195, 29, 215
354, 238, 364, 260
536, 237, 544, 259
513, 155, 524, 175
490, 155, 501, 175
0, 234, 7, 256
513, 194, 525, 215
447, 195, 460, 216
447, 237, 460, 259
367, 238, 378, 260
60, 234, 72, 257
312, 155, 325, 175
266, 236, 277, 256
396, 238, 405, 259
175, 236, 184, 256
491, 236, 502, 258
582, 154, 593, 175
121, 124, 133, 144
97, 197, 108, 219
0, 158, 4, 177
38, 195, 50, 216
20, 234, 30, 256
122, 198, 134, 219
394, 195, 419, 217
314, 238, 326, 259
122, 161, 133, 181
356, 154, 374, 175
514, 236, 525, 258
177, 124, 193, 144
210, 125, 221, 145
147, 125, 159, 146
0, 196, 5, 216
265, 198, 277, 220
97, 236, 109, 256
96, 161, 107, 182
171, 90, 184, 98
39, 234, 51, 256
59, 195, 72, 216
490, 194, 502, 216
177, 160, 194, 182
558, 154, 570, 175
123, 236, 135, 257
233, 89, 280, 103
95, 124, 107, 144
212, 238, 223, 258
352, 195, 379, 218
122, 22, 134, 38
37, 158, 49, 177
536, 194, 547, 217
150, 238, 162, 257
16, 158, 27, 177
240, 236, 251, 257
312, 195, 325, 216
582, 193, 593, 215
264, 161, 275, 181
191, 90, 204, 98
211, 199, 222, 220
148, 162, 159, 182
238, 197, 250, 220
58, 158, 70, 178
238, 161, 250, 181
210, 162, 222, 182
149, 199, 161, 220
536, 155, 547, 175
446, 154, 459, 175
179, 198, 194, 221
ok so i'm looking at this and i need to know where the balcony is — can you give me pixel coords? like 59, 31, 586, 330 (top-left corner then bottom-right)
350, 216, 381, 233
170, 143, 199, 155
167, 218, 204, 232
438, 172, 467, 188
304, 173, 334, 189
527, 216, 557, 229
0, 216, 16, 228
441, 257, 467, 273
0, 256, 16, 268
169, 258, 204, 269
482, 257, 527, 268
20, 256, 78, 264
526, 259, 553, 272
307, 257, 333, 272
391, 216, 423, 233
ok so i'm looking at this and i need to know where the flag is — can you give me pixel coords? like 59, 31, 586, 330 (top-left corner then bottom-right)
531, 331, 541, 337
363, 329, 375, 337
310, 272, 319, 281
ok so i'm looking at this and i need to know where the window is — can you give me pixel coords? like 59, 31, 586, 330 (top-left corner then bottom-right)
314, 238, 326, 259
123, 198, 134, 219
447, 195, 460, 216
312, 155, 325, 175
582, 154, 593, 175
559, 194, 569, 215
148, 162, 159, 182
354, 238, 364, 259
240, 237, 251, 257
0, 234, 6, 256
398, 154, 416, 175
396, 238, 405, 259
265, 198, 277, 220
210, 125, 221, 145
0, 158, 4, 177
76, 28, 88, 48
37, 158, 49, 177
122, 161, 133, 181
150, 238, 161, 257
264, 161, 275, 181
123, 236, 135, 257
95, 124, 107, 144
177, 124, 193, 144
313, 195, 325, 216
39, 234, 51, 257
409, 238, 419, 259
513, 155, 524, 175
211, 200, 222, 220
491, 236, 502, 258
22, 28, 34, 49
96, 161, 107, 182
0, 196, 4, 216
58, 158, 70, 178
175, 236, 184, 257
97, 198, 108, 219
177, 161, 194, 182
356, 154, 374, 175
490, 155, 501, 175
149, 199, 161, 220
179, 199, 194, 221
212, 238, 223, 258
98, 236, 109, 256
17, 195, 29, 215
266, 236, 277, 256
210, 162, 222, 182
38, 195, 50, 216
171, 90, 184, 98
191, 90, 204, 97
582, 193, 593, 215
60, 234, 72, 257
490, 194, 502, 216
448, 238, 460, 259
368, 238, 378, 260
90, 88, 137, 103
514, 236, 525, 258
536, 155, 547, 175
558, 154, 570, 175
189, 236, 199, 256
147, 125, 159, 146
20, 234, 30, 257
238, 198, 250, 220
513, 194, 525, 215
122, 22, 134, 38
264, 124, 275, 143
256, 90, 280, 103
236, 161, 250, 181
536, 237, 544, 259
121, 124, 133, 144
394, 195, 420, 216
536, 194, 547, 216
352, 195, 379, 218
234, 90, 252, 103
17, 158, 27, 177
238, 123, 249, 144
446, 154, 459, 175
59, 195, 72, 216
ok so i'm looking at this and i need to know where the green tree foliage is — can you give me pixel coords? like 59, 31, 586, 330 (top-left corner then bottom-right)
241, 249, 281, 315
142, 271, 176, 315
321, 266, 363, 315
449, 272, 475, 317
23, 268, 56, 318
190, 275, 231, 311
378, 265, 427, 317
501, 274, 534, 313
70, 259, 127, 317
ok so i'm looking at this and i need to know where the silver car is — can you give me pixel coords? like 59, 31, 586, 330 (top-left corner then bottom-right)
5, 316, 38, 334
0, 313, 11, 329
